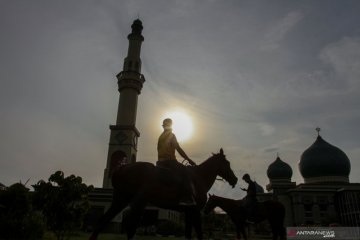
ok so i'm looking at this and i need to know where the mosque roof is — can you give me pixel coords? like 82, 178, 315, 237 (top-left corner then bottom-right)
267, 156, 293, 180
299, 135, 351, 183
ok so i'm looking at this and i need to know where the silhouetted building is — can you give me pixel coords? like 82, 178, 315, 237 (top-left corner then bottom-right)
265, 131, 360, 227
102, 19, 145, 189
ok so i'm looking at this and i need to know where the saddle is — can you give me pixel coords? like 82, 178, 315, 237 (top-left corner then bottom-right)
155, 166, 183, 187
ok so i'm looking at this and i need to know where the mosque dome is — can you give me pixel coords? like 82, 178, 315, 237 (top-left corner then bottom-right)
299, 134, 351, 184
267, 156, 293, 180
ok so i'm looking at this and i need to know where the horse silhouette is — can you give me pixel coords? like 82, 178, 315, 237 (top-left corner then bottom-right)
204, 194, 286, 240
90, 148, 238, 240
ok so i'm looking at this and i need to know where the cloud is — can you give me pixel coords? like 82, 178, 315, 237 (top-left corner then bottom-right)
320, 36, 360, 90
258, 122, 275, 136
262, 10, 304, 51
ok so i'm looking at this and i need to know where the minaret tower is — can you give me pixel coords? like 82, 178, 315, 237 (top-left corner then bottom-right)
103, 19, 145, 188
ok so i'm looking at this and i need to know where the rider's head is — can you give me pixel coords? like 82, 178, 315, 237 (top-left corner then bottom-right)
162, 118, 173, 130
242, 173, 251, 182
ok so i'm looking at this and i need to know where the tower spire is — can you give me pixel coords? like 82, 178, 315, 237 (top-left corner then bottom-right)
103, 19, 146, 188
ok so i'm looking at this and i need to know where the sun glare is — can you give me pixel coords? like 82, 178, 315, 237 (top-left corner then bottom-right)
162, 111, 193, 142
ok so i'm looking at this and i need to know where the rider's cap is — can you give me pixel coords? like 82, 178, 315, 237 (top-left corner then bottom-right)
242, 173, 250, 180
162, 118, 173, 127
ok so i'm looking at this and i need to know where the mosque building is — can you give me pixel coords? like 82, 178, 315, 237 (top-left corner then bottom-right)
261, 129, 360, 227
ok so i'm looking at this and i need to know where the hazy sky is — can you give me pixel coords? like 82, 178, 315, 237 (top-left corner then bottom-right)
1, 0, 359, 198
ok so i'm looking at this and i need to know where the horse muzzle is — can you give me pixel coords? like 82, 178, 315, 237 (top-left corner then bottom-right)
231, 177, 238, 188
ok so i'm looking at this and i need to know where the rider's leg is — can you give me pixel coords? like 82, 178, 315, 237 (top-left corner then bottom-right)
157, 160, 195, 205
176, 163, 196, 205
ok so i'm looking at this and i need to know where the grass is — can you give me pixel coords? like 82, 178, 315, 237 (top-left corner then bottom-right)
71, 233, 183, 240
44, 231, 183, 240
45, 231, 272, 240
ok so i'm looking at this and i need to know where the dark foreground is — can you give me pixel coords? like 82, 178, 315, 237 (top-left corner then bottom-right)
47, 232, 272, 240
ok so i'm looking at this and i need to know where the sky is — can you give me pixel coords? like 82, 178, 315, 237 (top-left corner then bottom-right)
0, 0, 359, 199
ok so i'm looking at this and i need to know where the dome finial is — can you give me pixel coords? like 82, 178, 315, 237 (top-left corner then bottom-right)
316, 127, 321, 136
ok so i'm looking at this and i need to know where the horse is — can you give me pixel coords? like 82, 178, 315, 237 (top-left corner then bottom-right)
89, 148, 238, 240
203, 194, 286, 240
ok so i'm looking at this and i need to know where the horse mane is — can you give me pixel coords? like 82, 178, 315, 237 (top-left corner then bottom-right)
198, 152, 224, 167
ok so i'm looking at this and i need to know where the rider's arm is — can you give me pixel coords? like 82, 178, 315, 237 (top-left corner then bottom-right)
173, 134, 195, 165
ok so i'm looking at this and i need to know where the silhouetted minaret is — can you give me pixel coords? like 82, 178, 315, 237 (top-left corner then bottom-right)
103, 19, 145, 188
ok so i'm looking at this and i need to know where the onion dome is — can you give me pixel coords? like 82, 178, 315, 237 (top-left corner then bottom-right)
299, 132, 351, 184
267, 156, 293, 181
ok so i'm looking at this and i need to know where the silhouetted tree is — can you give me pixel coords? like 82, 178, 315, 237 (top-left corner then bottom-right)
0, 183, 45, 239
32, 171, 93, 240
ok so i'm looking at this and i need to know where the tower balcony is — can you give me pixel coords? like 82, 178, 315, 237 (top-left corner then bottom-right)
116, 71, 145, 93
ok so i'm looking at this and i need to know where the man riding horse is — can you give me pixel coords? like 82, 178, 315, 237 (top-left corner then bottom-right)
241, 173, 257, 222
89, 118, 238, 240
157, 118, 196, 205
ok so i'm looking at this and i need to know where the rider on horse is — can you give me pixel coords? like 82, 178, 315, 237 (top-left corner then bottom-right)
157, 118, 196, 206
241, 173, 257, 222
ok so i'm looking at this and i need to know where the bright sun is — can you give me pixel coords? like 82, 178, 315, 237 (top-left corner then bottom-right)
162, 111, 193, 142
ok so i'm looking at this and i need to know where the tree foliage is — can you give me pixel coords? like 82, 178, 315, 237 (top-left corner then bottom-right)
32, 171, 93, 240
0, 183, 45, 240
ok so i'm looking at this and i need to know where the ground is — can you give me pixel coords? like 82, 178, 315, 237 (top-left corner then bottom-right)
50, 232, 273, 240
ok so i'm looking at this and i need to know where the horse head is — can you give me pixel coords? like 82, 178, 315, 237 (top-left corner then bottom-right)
212, 148, 238, 188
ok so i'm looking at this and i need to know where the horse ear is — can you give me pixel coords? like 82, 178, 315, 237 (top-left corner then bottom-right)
220, 148, 224, 155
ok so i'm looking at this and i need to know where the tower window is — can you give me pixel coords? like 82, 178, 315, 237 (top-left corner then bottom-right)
128, 61, 132, 70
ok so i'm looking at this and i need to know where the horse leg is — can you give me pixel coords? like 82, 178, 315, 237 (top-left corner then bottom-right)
124, 198, 147, 240
184, 210, 193, 240
269, 222, 279, 240
241, 224, 248, 240
235, 225, 241, 240
273, 223, 286, 240
279, 226, 286, 240
89, 192, 129, 240
192, 209, 203, 240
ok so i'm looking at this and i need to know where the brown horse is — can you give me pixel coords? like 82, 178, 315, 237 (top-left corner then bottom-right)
204, 194, 286, 240
89, 149, 238, 240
